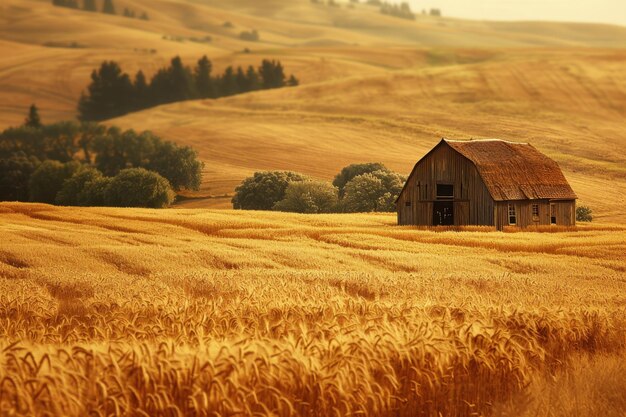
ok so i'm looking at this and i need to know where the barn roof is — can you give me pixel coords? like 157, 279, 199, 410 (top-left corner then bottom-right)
443, 138, 577, 201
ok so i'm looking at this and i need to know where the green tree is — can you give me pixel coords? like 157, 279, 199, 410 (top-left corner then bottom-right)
78, 122, 105, 164
245, 65, 260, 91
79, 176, 112, 206
147, 140, 203, 190
41, 121, 81, 162
55, 168, 103, 206
149, 57, 195, 104
83, 0, 96, 11
273, 180, 338, 213
342, 170, 405, 212
92, 128, 202, 190
28, 160, 82, 204
576, 205, 593, 222
235, 66, 249, 92
194, 56, 214, 99
0, 152, 40, 202
287, 75, 299, 87
24, 104, 42, 128
232, 171, 308, 210
333, 162, 388, 197
133, 70, 150, 110
259, 60, 286, 89
218, 66, 239, 96
102, 0, 116, 14
0, 126, 46, 160
105, 168, 174, 208
78, 61, 134, 121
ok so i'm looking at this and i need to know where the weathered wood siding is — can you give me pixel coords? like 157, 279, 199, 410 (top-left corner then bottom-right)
494, 200, 576, 229
397, 142, 494, 226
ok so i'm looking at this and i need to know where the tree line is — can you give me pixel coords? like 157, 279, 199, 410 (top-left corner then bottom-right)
232, 163, 406, 214
0, 106, 203, 208
52, 0, 149, 19
79, 57, 299, 121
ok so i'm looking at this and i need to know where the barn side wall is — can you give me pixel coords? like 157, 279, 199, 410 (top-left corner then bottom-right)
396, 143, 494, 226
494, 200, 576, 229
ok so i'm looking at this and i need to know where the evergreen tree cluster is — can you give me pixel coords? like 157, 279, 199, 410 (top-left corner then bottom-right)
52, 0, 79, 8
0, 106, 203, 208
79, 56, 299, 121
51, 0, 148, 18
380, 2, 415, 20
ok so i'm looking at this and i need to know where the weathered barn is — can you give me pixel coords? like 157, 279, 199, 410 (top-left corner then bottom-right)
396, 139, 577, 229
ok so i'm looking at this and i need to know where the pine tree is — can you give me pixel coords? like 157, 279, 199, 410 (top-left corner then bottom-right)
219, 66, 238, 96
194, 56, 214, 99
83, 0, 96, 11
102, 0, 115, 14
259, 60, 285, 89
24, 104, 42, 128
149, 57, 195, 104
287, 75, 299, 87
169, 56, 196, 101
245, 66, 260, 91
78, 61, 134, 121
235, 67, 249, 93
133, 71, 149, 110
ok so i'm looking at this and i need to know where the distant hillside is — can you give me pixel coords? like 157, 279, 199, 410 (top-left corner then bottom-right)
1, 0, 626, 220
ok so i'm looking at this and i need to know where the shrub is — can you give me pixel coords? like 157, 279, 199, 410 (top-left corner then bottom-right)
576, 205, 593, 222
29, 160, 82, 204
0, 152, 40, 202
148, 140, 203, 190
105, 168, 174, 208
92, 128, 203, 191
273, 181, 339, 213
79, 177, 112, 206
232, 171, 308, 210
239, 30, 259, 41
56, 168, 104, 206
342, 170, 405, 212
333, 162, 389, 197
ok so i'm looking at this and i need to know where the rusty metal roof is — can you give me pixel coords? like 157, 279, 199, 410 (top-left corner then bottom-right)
444, 139, 577, 201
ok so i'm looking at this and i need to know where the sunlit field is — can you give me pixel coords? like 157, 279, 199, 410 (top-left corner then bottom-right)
1, 0, 626, 220
1, 202, 624, 416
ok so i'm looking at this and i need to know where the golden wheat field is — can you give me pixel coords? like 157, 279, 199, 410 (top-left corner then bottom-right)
2, 0, 626, 415
0, 202, 625, 416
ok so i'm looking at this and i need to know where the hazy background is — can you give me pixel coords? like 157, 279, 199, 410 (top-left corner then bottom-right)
408, 0, 626, 26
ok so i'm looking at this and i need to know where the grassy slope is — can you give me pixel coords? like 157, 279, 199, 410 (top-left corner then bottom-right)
1, 0, 626, 220
0, 202, 624, 416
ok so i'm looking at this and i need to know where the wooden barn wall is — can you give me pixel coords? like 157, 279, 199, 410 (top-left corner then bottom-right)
397, 143, 494, 226
552, 200, 576, 226
494, 200, 576, 229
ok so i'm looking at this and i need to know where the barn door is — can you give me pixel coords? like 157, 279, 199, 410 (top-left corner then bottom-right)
433, 202, 454, 225
454, 201, 469, 226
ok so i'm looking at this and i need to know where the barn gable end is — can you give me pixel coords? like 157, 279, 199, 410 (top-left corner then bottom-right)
397, 138, 577, 229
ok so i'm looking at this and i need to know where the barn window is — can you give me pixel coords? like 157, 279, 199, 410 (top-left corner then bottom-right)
550, 203, 557, 225
532, 204, 539, 221
436, 184, 454, 199
508, 204, 516, 225
405, 201, 411, 207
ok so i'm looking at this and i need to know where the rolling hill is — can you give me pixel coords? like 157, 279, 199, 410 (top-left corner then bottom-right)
1, 0, 625, 220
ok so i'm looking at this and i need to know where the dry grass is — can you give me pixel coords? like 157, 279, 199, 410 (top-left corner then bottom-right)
0, 202, 624, 416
